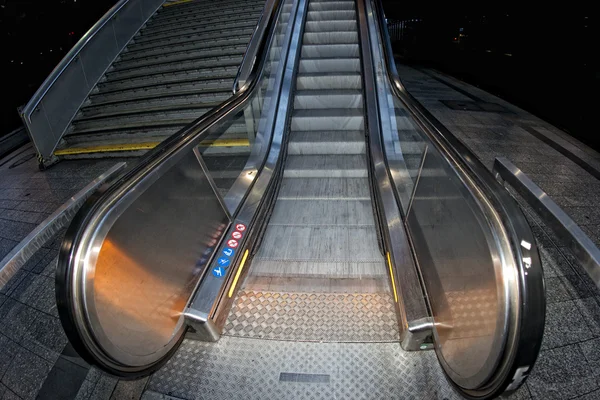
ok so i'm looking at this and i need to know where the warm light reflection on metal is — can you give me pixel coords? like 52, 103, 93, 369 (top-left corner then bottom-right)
228, 249, 249, 298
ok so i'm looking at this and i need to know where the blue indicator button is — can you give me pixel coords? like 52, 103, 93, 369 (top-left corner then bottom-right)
223, 247, 235, 257
212, 266, 226, 278
217, 257, 231, 268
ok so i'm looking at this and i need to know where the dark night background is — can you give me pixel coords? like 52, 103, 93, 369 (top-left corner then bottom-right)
1, 1, 598, 150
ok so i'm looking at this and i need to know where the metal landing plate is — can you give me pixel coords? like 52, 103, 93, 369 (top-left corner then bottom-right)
146, 336, 462, 400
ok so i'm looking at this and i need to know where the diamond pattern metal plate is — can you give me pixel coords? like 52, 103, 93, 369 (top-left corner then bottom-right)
146, 336, 462, 400
223, 290, 400, 342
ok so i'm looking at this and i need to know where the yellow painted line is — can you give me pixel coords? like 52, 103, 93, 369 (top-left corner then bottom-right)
229, 249, 249, 298
54, 139, 249, 156
54, 142, 160, 156
201, 138, 250, 147
386, 252, 398, 303
163, 0, 197, 7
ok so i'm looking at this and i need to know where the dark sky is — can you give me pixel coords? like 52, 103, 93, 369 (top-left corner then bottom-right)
1, 0, 116, 136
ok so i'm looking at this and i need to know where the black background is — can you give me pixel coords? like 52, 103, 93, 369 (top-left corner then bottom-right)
1, 1, 598, 151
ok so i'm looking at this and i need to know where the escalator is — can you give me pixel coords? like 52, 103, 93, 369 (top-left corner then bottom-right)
54, 0, 545, 397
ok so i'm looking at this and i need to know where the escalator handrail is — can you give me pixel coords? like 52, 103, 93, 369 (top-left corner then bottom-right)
22, 0, 131, 118
56, 0, 284, 375
233, 0, 278, 94
370, 0, 545, 397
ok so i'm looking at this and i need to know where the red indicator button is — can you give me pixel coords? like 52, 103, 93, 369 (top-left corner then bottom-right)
232, 231, 242, 240
227, 239, 239, 248
236, 223, 246, 232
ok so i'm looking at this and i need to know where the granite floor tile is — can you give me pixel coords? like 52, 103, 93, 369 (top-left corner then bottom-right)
26, 276, 57, 317
0, 334, 20, 380
1, 386, 21, 400
110, 378, 149, 400
20, 247, 51, 272
0, 270, 26, 297
20, 311, 67, 363
31, 249, 59, 275
9, 273, 44, 305
0, 299, 36, 343
527, 344, 598, 400
545, 274, 593, 303
0, 294, 6, 308
541, 301, 593, 350
576, 389, 600, 400
539, 247, 576, 278
88, 374, 118, 400
0, 238, 19, 260
575, 297, 600, 337
0, 347, 52, 400
36, 357, 88, 400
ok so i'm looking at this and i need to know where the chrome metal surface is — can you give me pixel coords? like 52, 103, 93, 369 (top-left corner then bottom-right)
20, 0, 165, 162
78, 151, 228, 367
57, 0, 296, 377
0, 162, 126, 288
494, 157, 600, 288
233, 0, 278, 94
370, 0, 545, 396
357, 0, 429, 335
400, 317, 434, 351
186, 0, 306, 333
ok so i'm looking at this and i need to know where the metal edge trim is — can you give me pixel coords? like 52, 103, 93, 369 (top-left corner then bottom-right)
494, 157, 600, 287
0, 162, 126, 288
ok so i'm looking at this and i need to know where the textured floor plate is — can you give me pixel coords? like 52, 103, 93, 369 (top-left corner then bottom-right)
146, 336, 461, 400
223, 290, 399, 342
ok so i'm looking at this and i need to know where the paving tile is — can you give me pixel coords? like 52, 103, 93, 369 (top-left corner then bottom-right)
88, 374, 118, 400
0, 238, 19, 260
0, 334, 20, 379
576, 389, 600, 400
36, 357, 88, 400
20, 247, 51, 272
0, 347, 52, 400
31, 249, 59, 275
0, 220, 36, 243
1, 386, 22, 400
575, 297, 600, 337
26, 276, 57, 317
0, 294, 6, 308
0, 210, 46, 225
0, 200, 20, 210
110, 378, 149, 400
0, 269, 26, 297
20, 311, 67, 363
541, 301, 593, 350
527, 344, 598, 400
9, 273, 44, 304
0, 298, 36, 343
506, 384, 532, 400
545, 274, 592, 303
539, 247, 576, 278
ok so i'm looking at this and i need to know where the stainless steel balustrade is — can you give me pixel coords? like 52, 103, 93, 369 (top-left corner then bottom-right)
20, 0, 165, 164
56, 0, 293, 377
365, 0, 546, 397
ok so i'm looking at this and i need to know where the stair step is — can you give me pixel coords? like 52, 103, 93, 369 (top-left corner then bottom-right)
146, 12, 261, 36
301, 43, 359, 58
293, 90, 363, 109
291, 108, 364, 131
256, 224, 380, 262
308, 1, 355, 11
270, 199, 375, 226
121, 36, 248, 60
87, 90, 230, 110
296, 72, 362, 90
305, 20, 357, 32
288, 131, 365, 155
278, 177, 371, 200
307, 10, 356, 21
107, 55, 243, 81
299, 58, 360, 73
284, 155, 367, 178
134, 21, 256, 44
303, 31, 358, 45
98, 72, 235, 93
127, 28, 254, 51
112, 48, 243, 72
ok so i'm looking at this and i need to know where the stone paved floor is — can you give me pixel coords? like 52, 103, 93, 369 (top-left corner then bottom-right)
2, 69, 600, 398
397, 64, 600, 248
0, 144, 131, 262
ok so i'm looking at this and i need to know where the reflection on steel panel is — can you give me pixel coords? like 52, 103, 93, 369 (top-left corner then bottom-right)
85, 151, 228, 366
407, 145, 506, 389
